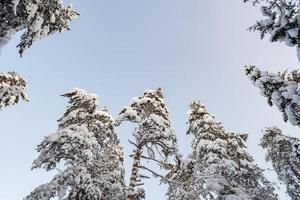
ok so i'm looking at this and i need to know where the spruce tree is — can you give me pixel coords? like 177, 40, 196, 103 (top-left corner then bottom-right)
244, 0, 300, 61
0, 0, 78, 56
261, 127, 300, 200
0, 71, 28, 109
116, 88, 178, 200
167, 101, 278, 200
245, 65, 300, 127
25, 88, 126, 200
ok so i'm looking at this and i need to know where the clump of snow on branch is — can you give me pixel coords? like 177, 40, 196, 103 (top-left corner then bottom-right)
25, 88, 126, 200
166, 100, 278, 200
245, 65, 300, 127
261, 127, 300, 200
0, 0, 79, 56
0, 71, 28, 109
244, 0, 300, 61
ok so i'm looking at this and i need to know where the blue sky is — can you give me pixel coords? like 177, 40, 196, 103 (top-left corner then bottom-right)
0, 1, 299, 199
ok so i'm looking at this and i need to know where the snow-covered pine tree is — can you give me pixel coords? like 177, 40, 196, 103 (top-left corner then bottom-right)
116, 88, 178, 200
167, 100, 278, 200
0, 71, 28, 109
243, 0, 300, 61
261, 127, 300, 200
25, 88, 126, 200
0, 0, 78, 56
245, 65, 300, 127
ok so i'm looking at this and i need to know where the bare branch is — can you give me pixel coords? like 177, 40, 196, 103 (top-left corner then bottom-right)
137, 165, 180, 185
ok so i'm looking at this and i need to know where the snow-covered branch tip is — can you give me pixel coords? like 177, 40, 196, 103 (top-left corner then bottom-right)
0, 71, 28, 109
0, 0, 79, 56
243, 0, 300, 61
245, 65, 300, 127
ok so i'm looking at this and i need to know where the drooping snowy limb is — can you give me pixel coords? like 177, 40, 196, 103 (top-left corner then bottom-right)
0, 71, 28, 109
245, 65, 300, 127
0, 0, 78, 56
167, 101, 278, 200
116, 88, 178, 200
261, 127, 300, 200
243, 0, 300, 61
25, 88, 126, 200
24, 166, 77, 200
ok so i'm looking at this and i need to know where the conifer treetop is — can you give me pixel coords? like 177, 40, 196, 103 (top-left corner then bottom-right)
25, 88, 126, 200
167, 100, 278, 200
117, 87, 178, 157
117, 88, 178, 200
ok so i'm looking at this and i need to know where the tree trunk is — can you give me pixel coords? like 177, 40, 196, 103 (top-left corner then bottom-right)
127, 145, 142, 200
76, 191, 80, 200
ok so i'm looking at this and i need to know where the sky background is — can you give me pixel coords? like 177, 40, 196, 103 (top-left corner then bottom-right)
0, 1, 299, 199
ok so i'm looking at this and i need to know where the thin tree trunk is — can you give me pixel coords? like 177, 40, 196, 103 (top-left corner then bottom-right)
127, 145, 142, 200
76, 191, 80, 200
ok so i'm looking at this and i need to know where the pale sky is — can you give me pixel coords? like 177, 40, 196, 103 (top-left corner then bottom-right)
0, 1, 299, 199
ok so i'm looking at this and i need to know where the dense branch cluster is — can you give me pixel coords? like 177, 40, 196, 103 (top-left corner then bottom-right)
261, 127, 300, 200
0, 71, 28, 109
0, 0, 78, 56
245, 65, 300, 127
244, 0, 300, 60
